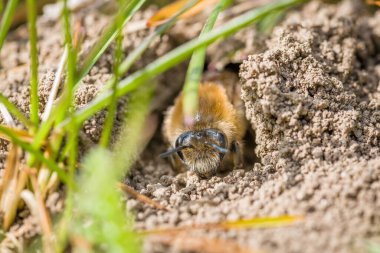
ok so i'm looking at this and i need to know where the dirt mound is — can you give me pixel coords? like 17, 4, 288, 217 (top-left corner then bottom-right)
239, 0, 380, 252
130, 1, 380, 253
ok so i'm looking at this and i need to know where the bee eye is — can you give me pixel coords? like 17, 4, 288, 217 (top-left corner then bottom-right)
175, 131, 193, 161
175, 131, 193, 148
205, 129, 227, 148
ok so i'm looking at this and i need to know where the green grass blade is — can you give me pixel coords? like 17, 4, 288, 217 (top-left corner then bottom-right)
59, 0, 305, 128
0, 125, 69, 184
257, 8, 285, 34
70, 86, 153, 252
0, 0, 19, 52
0, 94, 32, 128
76, 0, 146, 83
368, 242, 380, 253
27, 0, 76, 168
100, 30, 123, 147
72, 148, 140, 253
182, 0, 231, 125
27, 0, 39, 128
100, 0, 198, 147
0, 1, 3, 15
56, 0, 78, 240
30, 0, 146, 155
56, 0, 76, 123
98, 0, 199, 95
112, 84, 154, 172
117, 0, 198, 76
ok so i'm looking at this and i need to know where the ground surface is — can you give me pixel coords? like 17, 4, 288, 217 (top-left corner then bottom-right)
0, 0, 379, 253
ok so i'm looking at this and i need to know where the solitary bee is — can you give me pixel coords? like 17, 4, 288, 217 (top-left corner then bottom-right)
161, 72, 247, 178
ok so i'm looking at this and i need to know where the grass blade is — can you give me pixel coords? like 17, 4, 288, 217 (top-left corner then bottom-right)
100, 0, 199, 146
27, 0, 39, 127
182, 0, 231, 126
71, 148, 140, 253
0, 125, 69, 184
368, 242, 380, 253
69, 83, 154, 251
142, 215, 303, 235
0, 145, 22, 230
0, 94, 32, 128
117, 0, 199, 76
0, 102, 15, 127
29, 0, 146, 155
41, 46, 67, 122
0, 0, 19, 53
99, 23, 123, 147
59, 0, 305, 128
118, 183, 167, 211
76, 0, 146, 83
62, 82, 154, 253
0, 125, 35, 143
147, 0, 220, 27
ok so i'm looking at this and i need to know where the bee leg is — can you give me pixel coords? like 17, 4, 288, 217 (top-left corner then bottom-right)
231, 141, 243, 169
168, 154, 186, 173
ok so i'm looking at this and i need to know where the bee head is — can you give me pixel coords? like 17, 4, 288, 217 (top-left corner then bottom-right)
160, 129, 228, 178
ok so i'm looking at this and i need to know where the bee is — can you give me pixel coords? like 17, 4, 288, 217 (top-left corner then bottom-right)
161, 71, 247, 178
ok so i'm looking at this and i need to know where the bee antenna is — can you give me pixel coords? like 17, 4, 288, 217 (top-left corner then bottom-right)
159, 145, 189, 158
208, 143, 229, 154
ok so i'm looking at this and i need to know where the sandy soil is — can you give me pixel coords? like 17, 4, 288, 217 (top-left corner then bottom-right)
0, 0, 379, 253
132, 1, 380, 253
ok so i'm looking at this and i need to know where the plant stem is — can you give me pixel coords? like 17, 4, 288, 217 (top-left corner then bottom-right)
27, 0, 39, 128
0, 0, 19, 53
0, 125, 69, 184
76, 0, 146, 83
100, 27, 123, 147
182, 0, 231, 126
117, 0, 198, 76
0, 94, 32, 128
30, 0, 146, 158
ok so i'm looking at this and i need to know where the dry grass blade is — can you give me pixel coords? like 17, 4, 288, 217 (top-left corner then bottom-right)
0, 103, 15, 127
0, 145, 28, 230
38, 152, 60, 200
0, 125, 52, 155
0, 125, 34, 143
37, 167, 52, 199
0, 145, 19, 223
141, 215, 303, 235
42, 21, 83, 122
118, 183, 168, 211
367, 0, 380, 6
147, 0, 219, 27
46, 171, 59, 193
30, 171, 54, 252
70, 235, 93, 252
0, 93, 32, 128
41, 46, 67, 122
20, 190, 53, 253
0, 124, 69, 184
148, 235, 263, 253
2, 232, 24, 252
